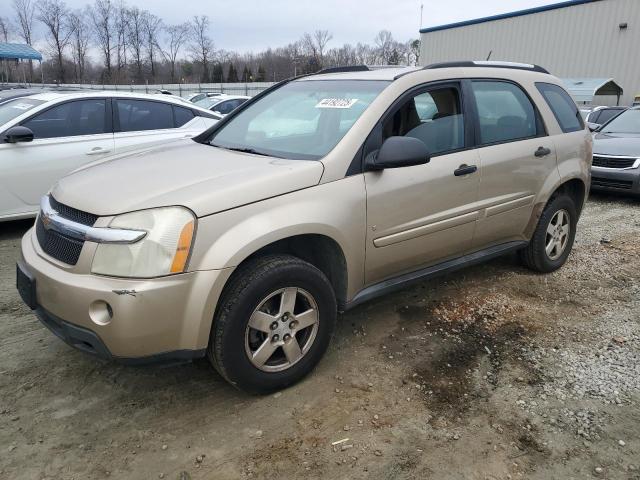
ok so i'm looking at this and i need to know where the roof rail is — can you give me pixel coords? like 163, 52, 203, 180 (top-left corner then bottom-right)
424, 61, 550, 74
316, 65, 370, 74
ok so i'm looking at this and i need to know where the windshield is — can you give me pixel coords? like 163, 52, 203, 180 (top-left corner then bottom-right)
209, 80, 390, 160
0, 98, 45, 125
601, 109, 640, 134
195, 97, 219, 109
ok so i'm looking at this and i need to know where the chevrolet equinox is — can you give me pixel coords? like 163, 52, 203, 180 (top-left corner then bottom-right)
17, 62, 592, 394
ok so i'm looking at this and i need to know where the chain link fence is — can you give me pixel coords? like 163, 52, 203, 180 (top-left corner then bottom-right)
1, 82, 275, 98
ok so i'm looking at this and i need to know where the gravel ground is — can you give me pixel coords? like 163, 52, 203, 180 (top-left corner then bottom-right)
0, 192, 639, 480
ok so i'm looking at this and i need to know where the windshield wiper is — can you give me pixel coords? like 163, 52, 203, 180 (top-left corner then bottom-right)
210, 143, 278, 158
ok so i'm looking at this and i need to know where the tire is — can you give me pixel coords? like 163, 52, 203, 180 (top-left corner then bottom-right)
208, 254, 337, 394
520, 193, 578, 273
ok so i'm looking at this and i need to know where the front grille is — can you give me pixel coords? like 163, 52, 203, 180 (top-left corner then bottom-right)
36, 197, 97, 265
592, 155, 637, 169
591, 177, 633, 190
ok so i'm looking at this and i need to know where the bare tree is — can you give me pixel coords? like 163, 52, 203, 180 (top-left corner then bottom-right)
313, 29, 332, 66
143, 12, 162, 81
37, 0, 73, 82
12, 0, 35, 44
12, 0, 36, 80
90, 0, 115, 81
188, 15, 214, 82
374, 30, 394, 64
68, 9, 90, 82
0, 17, 12, 42
160, 23, 188, 83
126, 6, 145, 81
114, 2, 129, 82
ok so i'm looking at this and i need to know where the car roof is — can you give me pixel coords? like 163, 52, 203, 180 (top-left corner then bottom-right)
298, 67, 419, 82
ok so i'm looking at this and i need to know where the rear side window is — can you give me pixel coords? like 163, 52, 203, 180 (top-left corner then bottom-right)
536, 83, 584, 133
174, 106, 195, 127
22, 99, 107, 139
471, 81, 540, 145
597, 108, 623, 125
116, 100, 173, 132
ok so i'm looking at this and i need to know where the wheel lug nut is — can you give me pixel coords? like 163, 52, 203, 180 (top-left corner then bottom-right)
283, 334, 291, 342
272, 334, 279, 343
289, 321, 297, 329
270, 322, 278, 330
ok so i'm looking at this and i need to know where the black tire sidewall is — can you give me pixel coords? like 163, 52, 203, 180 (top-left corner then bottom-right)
533, 195, 577, 271
214, 258, 337, 394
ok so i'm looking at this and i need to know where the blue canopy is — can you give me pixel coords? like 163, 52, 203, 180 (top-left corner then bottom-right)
0, 43, 43, 61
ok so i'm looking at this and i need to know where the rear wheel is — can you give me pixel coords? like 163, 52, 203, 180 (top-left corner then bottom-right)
520, 193, 577, 273
208, 254, 337, 394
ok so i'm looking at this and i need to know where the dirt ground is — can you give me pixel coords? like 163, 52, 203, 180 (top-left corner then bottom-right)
1, 192, 639, 480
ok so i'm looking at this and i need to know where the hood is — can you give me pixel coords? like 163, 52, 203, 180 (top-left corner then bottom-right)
593, 132, 640, 157
51, 140, 324, 217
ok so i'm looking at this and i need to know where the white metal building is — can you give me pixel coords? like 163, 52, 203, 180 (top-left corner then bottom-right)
419, 0, 640, 106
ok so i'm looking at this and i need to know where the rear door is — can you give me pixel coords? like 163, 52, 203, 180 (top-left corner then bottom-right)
0, 98, 113, 216
469, 80, 556, 249
112, 99, 205, 155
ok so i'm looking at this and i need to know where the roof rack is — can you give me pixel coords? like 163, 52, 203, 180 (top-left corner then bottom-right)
424, 61, 550, 74
316, 65, 370, 74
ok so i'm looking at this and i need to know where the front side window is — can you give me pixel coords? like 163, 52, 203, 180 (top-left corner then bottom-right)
22, 99, 107, 139
382, 86, 465, 156
116, 99, 173, 132
472, 81, 540, 145
209, 80, 389, 160
536, 82, 584, 133
601, 108, 640, 134
0, 98, 45, 125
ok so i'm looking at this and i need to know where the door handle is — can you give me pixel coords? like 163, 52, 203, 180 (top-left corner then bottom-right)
85, 147, 111, 156
454, 164, 478, 176
535, 146, 552, 157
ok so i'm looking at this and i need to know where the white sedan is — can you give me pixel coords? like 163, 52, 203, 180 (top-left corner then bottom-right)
0, 91, 221, 221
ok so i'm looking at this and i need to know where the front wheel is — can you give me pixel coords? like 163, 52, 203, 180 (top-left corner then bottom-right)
520, 193, 578, 273
208, 254, 337, 394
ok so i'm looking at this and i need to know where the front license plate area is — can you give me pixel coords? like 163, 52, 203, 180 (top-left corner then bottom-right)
16, 262, 37, 310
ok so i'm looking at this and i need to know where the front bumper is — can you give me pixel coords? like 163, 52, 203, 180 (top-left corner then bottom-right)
591, 166, 640, 195
19, 227, 232, 361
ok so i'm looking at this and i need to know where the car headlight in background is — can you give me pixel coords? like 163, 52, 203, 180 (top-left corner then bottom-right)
91, 207, 196, 278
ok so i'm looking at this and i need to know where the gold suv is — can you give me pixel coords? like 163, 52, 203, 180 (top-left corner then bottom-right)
17, 62, 592, 393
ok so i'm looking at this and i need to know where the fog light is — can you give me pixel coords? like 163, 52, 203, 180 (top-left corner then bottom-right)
89, 300, 113, 326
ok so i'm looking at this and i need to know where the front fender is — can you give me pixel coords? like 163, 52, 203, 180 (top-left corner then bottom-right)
189, 175, 367, 300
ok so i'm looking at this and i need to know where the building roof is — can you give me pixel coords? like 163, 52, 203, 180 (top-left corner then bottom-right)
562, 78, 623, 103
420, 0, 603, 34
0, 43, 43, 61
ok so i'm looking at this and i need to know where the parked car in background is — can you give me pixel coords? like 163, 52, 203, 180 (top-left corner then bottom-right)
194, 94, 250, 115
633, 94, 640, 106
0, 91, 221, 221
16, 62, 590, 394
591, 106, 640, 194
585, 106, 627, 130
187, 92, 224, 103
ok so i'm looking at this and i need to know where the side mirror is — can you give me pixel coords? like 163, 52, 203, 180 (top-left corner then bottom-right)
366, 136, 431, 171
4, 126, 34, 143
587, 122, 600, 132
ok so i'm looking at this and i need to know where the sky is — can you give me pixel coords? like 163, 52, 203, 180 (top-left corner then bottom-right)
55, 0, 564, 53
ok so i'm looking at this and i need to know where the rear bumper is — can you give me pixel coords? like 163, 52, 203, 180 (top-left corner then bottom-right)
590, 166, 640, 195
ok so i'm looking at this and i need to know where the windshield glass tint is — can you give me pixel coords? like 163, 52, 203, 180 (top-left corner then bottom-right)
602, 109, 640, 134
0, 98, 45, 125
210, 80, 390, 160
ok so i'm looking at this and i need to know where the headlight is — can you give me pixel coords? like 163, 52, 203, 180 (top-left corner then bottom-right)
91, 207, 196, 278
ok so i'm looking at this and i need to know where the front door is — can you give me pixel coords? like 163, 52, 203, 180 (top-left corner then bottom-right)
364, 82, 481, 285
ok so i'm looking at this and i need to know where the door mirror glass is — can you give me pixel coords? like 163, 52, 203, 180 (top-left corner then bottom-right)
366, 136, 431, 171
4, 126, 34, 143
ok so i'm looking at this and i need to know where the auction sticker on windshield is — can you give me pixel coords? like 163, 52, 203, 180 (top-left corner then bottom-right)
11, 103, 35, 110
315, 98, 358, 109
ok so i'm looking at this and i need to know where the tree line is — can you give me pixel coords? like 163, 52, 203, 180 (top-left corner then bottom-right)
0, 0, 420, 85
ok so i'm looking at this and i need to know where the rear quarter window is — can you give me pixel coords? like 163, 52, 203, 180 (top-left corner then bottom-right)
536, 83, 584, 133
